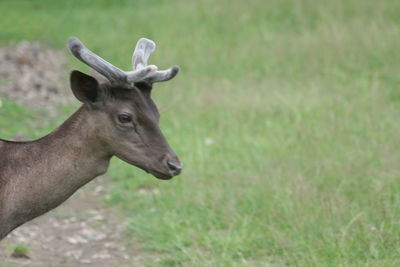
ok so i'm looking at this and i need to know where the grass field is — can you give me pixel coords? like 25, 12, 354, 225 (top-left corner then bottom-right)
1, 0, 400, 266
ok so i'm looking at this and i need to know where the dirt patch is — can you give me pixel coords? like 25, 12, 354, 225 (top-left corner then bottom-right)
0, 179, 144, 267
0, 41, 72, 114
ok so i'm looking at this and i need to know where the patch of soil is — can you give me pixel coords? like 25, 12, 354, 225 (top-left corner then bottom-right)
0, 41, 72, 114
0, 179, 143, 267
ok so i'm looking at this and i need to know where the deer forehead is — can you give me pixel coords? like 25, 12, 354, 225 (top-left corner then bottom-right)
101, 86, 159, 119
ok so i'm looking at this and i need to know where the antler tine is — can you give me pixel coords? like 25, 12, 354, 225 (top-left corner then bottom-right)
129, 38, 180, 84
146, 65, 180, 83
126, 38, 158, 83
68, 37, 127, 83
132, 38, 156, 70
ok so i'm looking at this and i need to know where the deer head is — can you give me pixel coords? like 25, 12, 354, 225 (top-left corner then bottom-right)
68, 37, 182, 179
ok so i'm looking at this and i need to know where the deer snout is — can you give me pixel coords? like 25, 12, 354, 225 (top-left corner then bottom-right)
166, 158, 182, 176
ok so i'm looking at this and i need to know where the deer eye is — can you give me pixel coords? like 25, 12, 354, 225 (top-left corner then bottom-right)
118, 114, 132, 123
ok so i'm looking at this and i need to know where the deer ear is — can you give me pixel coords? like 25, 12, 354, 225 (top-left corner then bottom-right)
70, 70, 99, 103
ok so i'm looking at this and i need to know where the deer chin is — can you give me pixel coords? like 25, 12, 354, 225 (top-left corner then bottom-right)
139, 166, 174, 180
140, 164, 175, 180
148, 170, 174, 180
115, 154, 174, 180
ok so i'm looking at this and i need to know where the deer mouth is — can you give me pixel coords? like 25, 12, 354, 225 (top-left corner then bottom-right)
133, 164, 174, 180
148, 158, 182, 180
133, 165, 174, 180
149, 170, 174, 180
115, 154, 178, 180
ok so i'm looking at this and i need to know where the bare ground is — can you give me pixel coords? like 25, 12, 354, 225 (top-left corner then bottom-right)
0, 41, 72, 113
0, 42, 145, 266
0, 179, 144, 267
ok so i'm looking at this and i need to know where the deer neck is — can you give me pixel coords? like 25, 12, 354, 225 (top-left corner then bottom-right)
40, 105, 112, 179
0, 105, 112, 236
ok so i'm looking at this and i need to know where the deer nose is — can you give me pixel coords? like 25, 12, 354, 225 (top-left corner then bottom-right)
167, 161, 182, 176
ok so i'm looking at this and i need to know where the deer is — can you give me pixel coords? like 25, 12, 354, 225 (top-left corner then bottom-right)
0, 37, 182, 240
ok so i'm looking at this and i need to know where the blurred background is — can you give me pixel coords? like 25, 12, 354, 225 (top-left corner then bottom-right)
0, 0, 399, 266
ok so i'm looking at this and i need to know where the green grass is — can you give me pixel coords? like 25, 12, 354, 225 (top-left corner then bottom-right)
11, 245, 29, 257
1, 0, 400, 265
